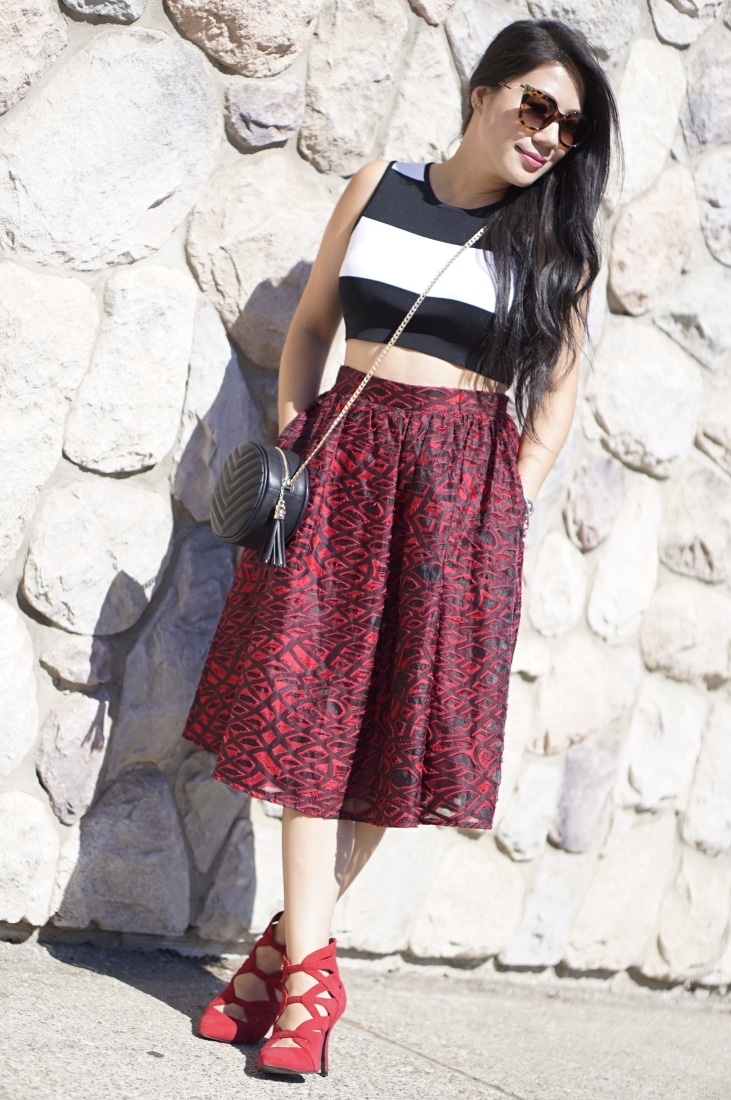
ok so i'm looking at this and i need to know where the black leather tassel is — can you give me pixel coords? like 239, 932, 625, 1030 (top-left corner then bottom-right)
259, 493, 287, 568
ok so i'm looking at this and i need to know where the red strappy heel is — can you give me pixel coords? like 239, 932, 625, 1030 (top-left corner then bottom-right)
257, 939, 346, 1078
198, 911, 286, 1044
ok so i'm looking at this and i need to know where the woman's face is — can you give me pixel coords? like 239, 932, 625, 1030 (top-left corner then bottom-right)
469, 63, 585, 190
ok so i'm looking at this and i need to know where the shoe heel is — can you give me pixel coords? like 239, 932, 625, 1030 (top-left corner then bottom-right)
320, 1027, 331, 1077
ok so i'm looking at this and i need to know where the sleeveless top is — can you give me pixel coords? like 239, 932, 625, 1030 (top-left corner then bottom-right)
338, 161, 505, 373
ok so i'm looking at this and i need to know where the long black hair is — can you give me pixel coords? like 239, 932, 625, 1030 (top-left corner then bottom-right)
465, 20, 619, 434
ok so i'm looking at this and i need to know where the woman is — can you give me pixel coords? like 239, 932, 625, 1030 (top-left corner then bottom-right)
184, 18, 619, 1079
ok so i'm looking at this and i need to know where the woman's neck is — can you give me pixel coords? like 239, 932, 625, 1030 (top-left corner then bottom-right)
429, 149, 508, 210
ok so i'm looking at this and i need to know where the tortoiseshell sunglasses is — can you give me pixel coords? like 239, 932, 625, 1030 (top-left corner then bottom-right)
498, 82, 594, 149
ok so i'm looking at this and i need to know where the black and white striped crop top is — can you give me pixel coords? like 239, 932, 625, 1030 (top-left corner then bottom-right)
338, 161, 504, 373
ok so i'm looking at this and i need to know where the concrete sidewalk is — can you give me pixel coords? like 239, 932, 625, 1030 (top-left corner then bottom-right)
1, 938, 728, 1100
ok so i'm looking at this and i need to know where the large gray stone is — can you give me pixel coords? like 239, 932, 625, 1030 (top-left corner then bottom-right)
0, 262, 97, 572
0, 31, 220, 270
495, 752, 565, 862
651, 850, 731, 981
61, 0, 147, 21
649, 0, 723, 46
625, 675, 706, 811
609, 166, 700, 316
695, 147, 731, 268
37, 692, 111, 826
590, 319, 703, 479
409, 0, 457, 22
166, 0, 323, 77
696, 363, 731, 475
22, 478, 174, 636
299, 0, 410, 175
682, 695, 731, 856
537, 634, 641, 755
499, 847, 595, 968
616, 38, 686, 205
493, 676, 534, 826
409, 836, 524, 959
0, 0, 67, 116
0, 792, 60, 926
655, 267, 731, 371
171, 301, 263, 523
527, 0, 640, 65
527, 531, 588, 638
659, 463, 731, 585
0, 600, 39, 781
175, 752, 248, 875
39, 633, 113, 690
682, 36, 731, 155
549, 731, 622, 854
445, 0, 520, 86
187, 154, 341, 369
56, 767, 189, 935
196, 818, 255, 943
564, 811, 677, 972
64, 266, 198, 474
587, 474, 662, 646
224, 75, 305, 152
107, 526, 234, 775
563, 454, 625, 552
641, 580, 731, 687
380, 23, 462, 163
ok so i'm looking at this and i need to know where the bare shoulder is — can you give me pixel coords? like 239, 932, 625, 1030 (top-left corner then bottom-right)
332, 159, 390, 224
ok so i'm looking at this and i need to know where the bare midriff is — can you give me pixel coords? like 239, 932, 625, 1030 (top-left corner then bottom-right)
344, 338, 509, 394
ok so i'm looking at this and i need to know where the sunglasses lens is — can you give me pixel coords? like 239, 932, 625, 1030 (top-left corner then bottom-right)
559, 115, 591, 147
520, 92, 554, 129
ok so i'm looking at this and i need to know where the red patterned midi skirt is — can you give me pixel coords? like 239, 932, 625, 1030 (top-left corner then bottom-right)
183, 366, 526, 829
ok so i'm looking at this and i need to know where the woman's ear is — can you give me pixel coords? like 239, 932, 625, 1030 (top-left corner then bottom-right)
471, 85, 490, 114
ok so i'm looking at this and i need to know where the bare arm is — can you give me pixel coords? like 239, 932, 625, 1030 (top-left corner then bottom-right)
277, 160, 389, 434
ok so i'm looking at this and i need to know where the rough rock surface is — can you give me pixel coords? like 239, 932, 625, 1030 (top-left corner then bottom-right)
0, 262, 97, 572
0, 601, 39, 781
659, 463, 731, 585
499, 847, 595, 967
22, 478, 173, 636
445, 0, 520, 85
187, 155, 340, 368
107, 527, 233, 775
409, 838, 524, 958
696, 365, 731, 475
527, 531, 588, 638
563, 454, 625, 551
494, 677, 534, 826
649, 0, 723, 47
0, 791, 60, 926
682, 695, 731, 856
616, 38, 686, 205
495, 752, 565, 862
537, 635, 641, 755
655, 267, 731, 370
61, 0, 147, 22
196, 818, 255, 942
590, 319, 703, 478
37, 692, 111, 825
56, 767, 189, 935
694, 147, 731, 268
527, 0, 640, 63
0, 31, 219, 270
171, 301, 263, 523
587, 475, 662, 646
64, 267, 198, 474
409, 0, 457, 22
625, 676, 706, 811
549, 732, 622, 854
39, 634, 113, 690
299, 0, 410, 175
641, 580, 731, 686
564, 812, 677, 972
225, 75, 305, 152
175, 752, 248, 875
682, 37, 731, 155
380, 23, 462, 163
0, 0, 67, 116
166, 0, 323, 77
653, 850, 731, 979
609, 166, 700, 316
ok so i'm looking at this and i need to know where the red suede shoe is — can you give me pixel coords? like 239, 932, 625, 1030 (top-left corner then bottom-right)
257, 939, 346, 1078
198, 911, 285, 1044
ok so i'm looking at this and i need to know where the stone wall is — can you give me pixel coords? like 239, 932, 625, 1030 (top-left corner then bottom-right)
1, 0, 730, 987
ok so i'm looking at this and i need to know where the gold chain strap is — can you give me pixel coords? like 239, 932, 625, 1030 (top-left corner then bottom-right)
284, 222, 490, 490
